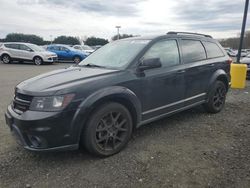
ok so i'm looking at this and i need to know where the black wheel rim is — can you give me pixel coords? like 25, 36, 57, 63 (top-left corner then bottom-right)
95, 111, 128, 151
74, 57, 80, 64
213, 86, 226, 109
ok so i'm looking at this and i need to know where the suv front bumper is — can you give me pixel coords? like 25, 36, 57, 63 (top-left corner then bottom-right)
5, 105, 78, 151
44, 56, 58, 63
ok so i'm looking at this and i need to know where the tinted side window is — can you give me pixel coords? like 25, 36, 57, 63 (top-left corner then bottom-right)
19, 44, 31, 51
60, 46, 69, 51
49, 46, 59, 50
203, 41, 224, 58
142, 40, 180, 67
4, 44, 19, 49
74, 46, 81, 50
181, 40, 206, 63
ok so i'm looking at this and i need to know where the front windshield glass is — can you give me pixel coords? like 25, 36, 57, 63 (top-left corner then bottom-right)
79, 40, 149, 69
28, 44, 45, 52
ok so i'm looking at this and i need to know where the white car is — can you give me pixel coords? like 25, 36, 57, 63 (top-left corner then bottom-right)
241, 54, 250, 79
235, 49, 249, 57
0, 42, 57, 65
224, 48, 237, 57
73, 45, 95, 55
241, 54, 250, 64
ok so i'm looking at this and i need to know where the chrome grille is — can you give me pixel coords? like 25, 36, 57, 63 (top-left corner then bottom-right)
13, 92, 33, 113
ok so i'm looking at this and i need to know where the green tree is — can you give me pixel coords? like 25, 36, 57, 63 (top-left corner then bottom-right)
5, 33, 44, 45
219, 30, 250, 49
85, 37, 109, 46
53, 36, 80, 45
111, 34, 135, 41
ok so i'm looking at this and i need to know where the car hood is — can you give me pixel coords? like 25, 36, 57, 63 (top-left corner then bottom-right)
16, 66, 119, 95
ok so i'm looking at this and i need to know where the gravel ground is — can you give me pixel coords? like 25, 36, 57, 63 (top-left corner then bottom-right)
0, 62, 250, 188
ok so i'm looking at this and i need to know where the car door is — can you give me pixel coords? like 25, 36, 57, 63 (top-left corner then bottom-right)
4, 44, 20, 58
179, 39, 214, 106
48, 46, 62, 60
137, 39, 186, 121
60, 46, 72, 60
19, 44, 34, 60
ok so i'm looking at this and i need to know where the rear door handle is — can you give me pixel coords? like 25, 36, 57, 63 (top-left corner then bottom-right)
177, 70, 186, 74
208, 64, 215, 67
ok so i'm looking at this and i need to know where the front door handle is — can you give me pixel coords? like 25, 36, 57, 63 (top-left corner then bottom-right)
208, 64, 215, 67
177, 70, 186, 74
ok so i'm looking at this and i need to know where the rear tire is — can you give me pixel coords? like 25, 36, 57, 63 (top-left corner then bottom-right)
203, 80, 227, 113
82, 102, 133, 157
73, 56, 81, 64
1, 54, 11, 64
33, 56, 43, 65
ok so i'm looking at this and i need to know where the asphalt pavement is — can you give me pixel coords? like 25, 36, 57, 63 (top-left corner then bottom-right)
0, 62, 250, 188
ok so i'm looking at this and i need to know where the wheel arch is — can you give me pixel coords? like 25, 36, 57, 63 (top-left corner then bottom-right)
208, 69, 230, 93
73, 54, 81, 60
70, 86, 142, 144
33, 55, 43, 61
1, 52, 11, 59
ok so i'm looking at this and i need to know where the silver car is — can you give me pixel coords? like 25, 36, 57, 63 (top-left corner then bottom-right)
73, 45, 95, 55
0, 42, 57, 65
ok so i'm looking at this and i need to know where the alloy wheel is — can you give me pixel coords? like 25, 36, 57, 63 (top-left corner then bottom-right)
95, 111, 128, 151
34, 57, 42, 65
2, 55, 10, 64
74, 57, 80, 64
213, 86, 226, 110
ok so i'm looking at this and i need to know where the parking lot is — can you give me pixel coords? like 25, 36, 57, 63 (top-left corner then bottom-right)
0, 62, 250, 188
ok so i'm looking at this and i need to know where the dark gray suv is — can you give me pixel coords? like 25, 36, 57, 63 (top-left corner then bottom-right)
5, 32, 231, 157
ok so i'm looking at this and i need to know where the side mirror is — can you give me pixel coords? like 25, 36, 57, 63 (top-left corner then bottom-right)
28, 49, 33, 52
138, 58, 162, 71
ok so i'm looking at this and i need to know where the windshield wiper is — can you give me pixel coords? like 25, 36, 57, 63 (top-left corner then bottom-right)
80, 63, 106, 68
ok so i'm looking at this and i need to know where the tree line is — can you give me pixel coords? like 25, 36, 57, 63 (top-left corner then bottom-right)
219, 30, 250, 49
0, 33, 137, 46
3, 32, 248, 49
0, 33, 109, 46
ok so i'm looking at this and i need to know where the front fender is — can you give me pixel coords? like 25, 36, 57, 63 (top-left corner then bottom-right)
68, 86, 142, 144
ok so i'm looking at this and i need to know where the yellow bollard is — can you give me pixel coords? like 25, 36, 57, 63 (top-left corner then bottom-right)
230, 63, 247, 89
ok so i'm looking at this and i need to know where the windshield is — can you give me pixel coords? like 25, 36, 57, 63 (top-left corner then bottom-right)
28, 44, 45, 52
79, 40, 149, 69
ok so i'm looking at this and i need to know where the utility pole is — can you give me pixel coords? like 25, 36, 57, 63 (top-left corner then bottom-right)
50, 35, 53, 44
115, 26, 121, 40
237, 0, 249, 63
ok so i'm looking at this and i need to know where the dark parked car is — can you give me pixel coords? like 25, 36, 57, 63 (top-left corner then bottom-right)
47, 44, 87, 64
5, 32, 231, 157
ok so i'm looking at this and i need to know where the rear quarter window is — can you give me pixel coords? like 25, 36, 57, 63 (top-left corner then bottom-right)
203, 41, 225, 58
181, 40, 206, 63
4, 44, 19, 49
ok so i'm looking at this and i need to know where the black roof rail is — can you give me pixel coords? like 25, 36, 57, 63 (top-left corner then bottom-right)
167, 31, 213, 38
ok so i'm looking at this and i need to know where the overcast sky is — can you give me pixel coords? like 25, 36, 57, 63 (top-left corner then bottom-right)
0, 0, 249, 40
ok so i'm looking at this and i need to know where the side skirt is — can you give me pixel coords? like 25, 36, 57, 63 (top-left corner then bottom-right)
137, 100, 206, 127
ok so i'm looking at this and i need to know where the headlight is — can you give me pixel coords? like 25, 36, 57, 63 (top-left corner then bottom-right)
30, 94, 75, 111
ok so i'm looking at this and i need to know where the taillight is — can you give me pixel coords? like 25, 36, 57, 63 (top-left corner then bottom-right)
227, 58, 233, 64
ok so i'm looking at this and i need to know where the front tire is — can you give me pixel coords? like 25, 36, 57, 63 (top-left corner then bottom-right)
33, 56, 43, 65
1, 54, 11, 64
203, 81, 227, 113
82, 102, 133, 157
